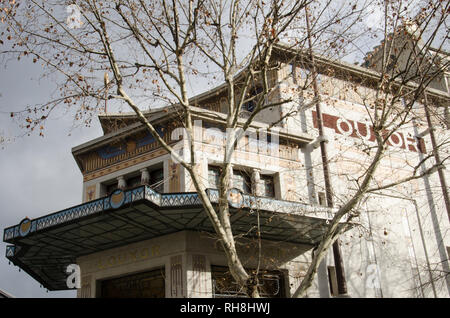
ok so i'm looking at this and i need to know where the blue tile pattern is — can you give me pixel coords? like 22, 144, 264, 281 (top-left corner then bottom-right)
206, 189, 220, 203
4, 185, 334, 242
145, 186, 161, 205
160, 193, 202, 207
97, 144, 126, 159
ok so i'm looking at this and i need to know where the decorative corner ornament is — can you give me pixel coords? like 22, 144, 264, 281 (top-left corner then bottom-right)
110, 189, 125, 209
227, 188, 244, 209
18, 218, 32, 237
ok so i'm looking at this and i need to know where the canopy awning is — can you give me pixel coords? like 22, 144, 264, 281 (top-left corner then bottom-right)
4, 185, 350, 290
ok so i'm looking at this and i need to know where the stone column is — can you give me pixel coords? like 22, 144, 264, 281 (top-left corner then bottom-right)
251, 168, 262, 196
117, 175, 126, 190
140, 168, 150, 185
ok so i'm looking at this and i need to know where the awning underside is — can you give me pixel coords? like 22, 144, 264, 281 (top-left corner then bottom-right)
4, 186, 349, 290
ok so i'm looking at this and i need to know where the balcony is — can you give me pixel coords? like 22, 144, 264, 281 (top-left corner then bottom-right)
4, 185, 349, 290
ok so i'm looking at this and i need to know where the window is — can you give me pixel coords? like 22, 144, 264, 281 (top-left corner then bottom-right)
209, 166, 276, 197
106, 182, 118, 195
232, 170, 251, 194
127, 175, 142, 188
261, 175, 275, 198
208, 166, 221, 189
105, 175, 141, 195
209, 166, 251, 194
211, 266, 285, 298
103, 165, 164, 195
149, 168, 164, 193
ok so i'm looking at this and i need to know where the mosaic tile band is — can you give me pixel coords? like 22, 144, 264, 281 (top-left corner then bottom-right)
3, 186, 335, 243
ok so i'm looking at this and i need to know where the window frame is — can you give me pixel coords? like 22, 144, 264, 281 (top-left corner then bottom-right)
232, 169, 252, 195
260, 174, 275, 198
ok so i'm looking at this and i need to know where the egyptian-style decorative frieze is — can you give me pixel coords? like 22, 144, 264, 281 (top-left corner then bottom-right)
201, 101, 221, 113
83, 148, 168, 182
80, 120, 302, 182
79, 123, 178, 175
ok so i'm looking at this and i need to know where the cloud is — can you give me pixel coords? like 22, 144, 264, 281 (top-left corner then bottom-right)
0, 59, 101, 298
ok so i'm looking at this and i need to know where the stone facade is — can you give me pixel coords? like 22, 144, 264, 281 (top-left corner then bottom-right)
76, 231, 312, 298
67, 46, 450, 298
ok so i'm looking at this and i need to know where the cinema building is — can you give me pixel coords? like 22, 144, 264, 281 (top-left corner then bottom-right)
4, 38, 450, 297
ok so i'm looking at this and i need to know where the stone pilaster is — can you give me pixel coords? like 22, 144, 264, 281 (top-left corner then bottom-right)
117, 175, 126, 190
170, 255, 184, 298
140, 168, 150, 184
187, 254, 211, 298
251, 168, 263, 196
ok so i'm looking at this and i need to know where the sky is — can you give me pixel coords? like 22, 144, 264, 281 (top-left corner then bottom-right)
0, 58, 101, 297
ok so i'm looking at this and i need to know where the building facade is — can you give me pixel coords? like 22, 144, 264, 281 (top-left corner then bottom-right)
4, 42, 449, 298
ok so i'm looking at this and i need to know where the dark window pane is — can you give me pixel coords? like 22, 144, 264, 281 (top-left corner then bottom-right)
242, 87, 262, 112
127, 175, 142, 188
150, 168, 164, 193
261, 175, 275, 197
106, 182, 118, 195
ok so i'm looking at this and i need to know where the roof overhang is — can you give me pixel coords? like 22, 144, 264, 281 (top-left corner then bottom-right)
75, 106, 314, 157
4, 185, 351, 291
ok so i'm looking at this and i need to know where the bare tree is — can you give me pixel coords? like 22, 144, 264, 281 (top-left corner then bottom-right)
1, 0, 448, 297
